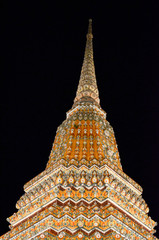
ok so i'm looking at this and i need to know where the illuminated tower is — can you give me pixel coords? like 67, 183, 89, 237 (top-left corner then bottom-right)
0, 19, 158, 240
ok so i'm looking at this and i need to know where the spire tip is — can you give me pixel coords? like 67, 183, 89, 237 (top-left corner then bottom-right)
87, 18, 93, 37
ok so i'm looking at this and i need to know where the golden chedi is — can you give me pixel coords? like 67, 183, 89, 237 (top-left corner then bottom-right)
0, 19, 158, 240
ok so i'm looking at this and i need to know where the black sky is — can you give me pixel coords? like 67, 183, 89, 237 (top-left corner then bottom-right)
1, 0, 159, 237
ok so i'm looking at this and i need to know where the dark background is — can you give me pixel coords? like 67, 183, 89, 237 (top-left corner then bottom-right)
1, 0, 159, 237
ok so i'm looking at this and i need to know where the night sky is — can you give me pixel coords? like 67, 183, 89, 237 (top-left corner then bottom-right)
1, 1, 159, 238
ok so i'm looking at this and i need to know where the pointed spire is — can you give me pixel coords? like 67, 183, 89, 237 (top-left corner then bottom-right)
87, 18, 93, 36
73, 19, 100, 107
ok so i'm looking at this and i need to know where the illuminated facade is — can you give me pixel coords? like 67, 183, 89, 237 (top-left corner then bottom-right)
0, 19, 158, 240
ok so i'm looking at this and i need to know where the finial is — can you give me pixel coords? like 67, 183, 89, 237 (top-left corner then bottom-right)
87, 19, 93, 38
73, 19, 100, 107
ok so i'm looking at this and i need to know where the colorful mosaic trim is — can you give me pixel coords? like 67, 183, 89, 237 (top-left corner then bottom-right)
7, 203, 154, 239
0, 229, 126, 240
1, 214, 156, 240
26, 230, 126, 240
24, 160, 142, 194
9, 184, 155, 229
19, 167, 147, 214
30, 230, 126, 240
